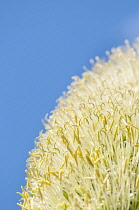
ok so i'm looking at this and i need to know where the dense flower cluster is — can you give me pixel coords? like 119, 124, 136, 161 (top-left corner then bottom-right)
18, 40, 139, 209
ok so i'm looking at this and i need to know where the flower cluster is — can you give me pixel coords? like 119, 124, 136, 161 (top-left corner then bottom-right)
18, 40, 139, 209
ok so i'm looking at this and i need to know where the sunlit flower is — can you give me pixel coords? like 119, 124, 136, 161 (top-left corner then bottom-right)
18, 39, 139, 209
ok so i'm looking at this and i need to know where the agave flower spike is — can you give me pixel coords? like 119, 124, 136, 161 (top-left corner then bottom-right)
18, 39, 139, 209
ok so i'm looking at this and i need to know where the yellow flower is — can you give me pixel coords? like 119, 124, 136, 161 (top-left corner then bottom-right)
18, 39, 139, 209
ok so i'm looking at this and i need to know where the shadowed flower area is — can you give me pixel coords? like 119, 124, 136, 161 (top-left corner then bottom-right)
18, 40, 139, 209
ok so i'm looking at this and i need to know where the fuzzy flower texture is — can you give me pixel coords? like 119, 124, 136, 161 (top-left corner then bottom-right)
18, 40, 139, 210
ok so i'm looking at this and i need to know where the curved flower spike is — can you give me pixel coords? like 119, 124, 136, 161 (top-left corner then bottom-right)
18, 39, 139, 210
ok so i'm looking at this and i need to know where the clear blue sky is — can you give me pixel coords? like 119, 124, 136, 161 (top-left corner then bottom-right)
0, 1, 139, 209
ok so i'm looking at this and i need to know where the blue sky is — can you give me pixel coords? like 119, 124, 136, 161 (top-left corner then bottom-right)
0, 1, 139, 209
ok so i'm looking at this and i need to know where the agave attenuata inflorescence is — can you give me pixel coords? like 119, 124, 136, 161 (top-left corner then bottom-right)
18, 40, 139, 209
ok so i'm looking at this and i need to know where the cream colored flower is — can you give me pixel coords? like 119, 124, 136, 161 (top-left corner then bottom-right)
18, 39, 139, 209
